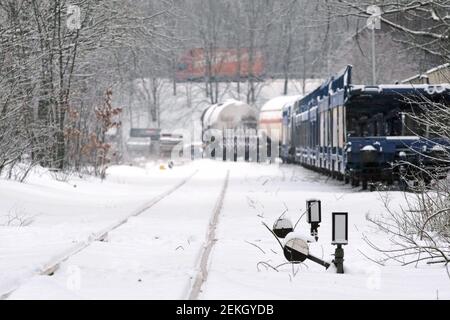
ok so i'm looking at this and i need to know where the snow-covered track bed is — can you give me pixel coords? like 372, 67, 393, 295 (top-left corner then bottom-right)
187, 170, 230, 300
3, 161, 450, 299
4, 165, 230, 299
0, 169, 200, 300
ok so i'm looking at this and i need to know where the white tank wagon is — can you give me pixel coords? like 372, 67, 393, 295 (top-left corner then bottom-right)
201, 99, 258, 161
201, 99, 258, 132
258, 95, 302, 143
258, 95, 302, 160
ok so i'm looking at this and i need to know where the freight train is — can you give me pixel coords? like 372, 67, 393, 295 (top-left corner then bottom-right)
281, 65, 450, 189
199, 66, 450, 189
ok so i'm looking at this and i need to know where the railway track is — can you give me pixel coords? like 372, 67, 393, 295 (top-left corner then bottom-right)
0, 169, 199, 300
187, 170, 230, 300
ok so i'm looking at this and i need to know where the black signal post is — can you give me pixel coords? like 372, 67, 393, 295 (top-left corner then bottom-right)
306, 199, 321, 241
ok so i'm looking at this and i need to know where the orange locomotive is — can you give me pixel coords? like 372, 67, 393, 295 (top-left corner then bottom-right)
176, 48, 264, 82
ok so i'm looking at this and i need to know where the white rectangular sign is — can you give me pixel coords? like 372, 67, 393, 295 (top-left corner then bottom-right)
332, 212, 348, 245
310, 202, 320, 222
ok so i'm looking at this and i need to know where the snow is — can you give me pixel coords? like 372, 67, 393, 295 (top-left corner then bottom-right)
352, 84, 450, 92
361, 145, 377, 151
0, 162, 198, 298
273, 218, 293, 229
285, 231, 316, 244
431, 145, 446, 152
385, 136, 420, 140
125, 138, 152, 147
401, 74, 421, 84
425, 63, 449, 75
200, 162, 450, 300
1, 160, 449, 299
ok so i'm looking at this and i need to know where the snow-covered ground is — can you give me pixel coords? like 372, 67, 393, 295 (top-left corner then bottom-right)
0, 162, 198, 298
1, 160, 449, 299
202, 163, 450, 299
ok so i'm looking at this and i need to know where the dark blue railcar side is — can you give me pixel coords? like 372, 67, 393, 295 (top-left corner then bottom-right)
282, 65, 450, 189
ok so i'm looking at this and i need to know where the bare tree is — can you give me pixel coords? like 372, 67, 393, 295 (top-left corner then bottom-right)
0, 0, 176, 178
